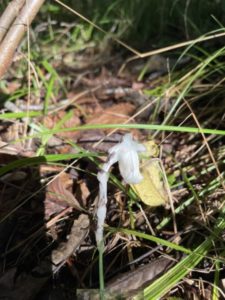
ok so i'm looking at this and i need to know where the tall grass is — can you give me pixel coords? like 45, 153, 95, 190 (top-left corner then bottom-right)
58, 0, 225, 48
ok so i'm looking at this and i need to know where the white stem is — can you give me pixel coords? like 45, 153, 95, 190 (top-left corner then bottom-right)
96, 171, 109, 245
95, 133, 145, 246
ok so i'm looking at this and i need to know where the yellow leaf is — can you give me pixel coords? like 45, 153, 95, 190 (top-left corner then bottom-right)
143, 140, 159, 158
132, 141, 168, 207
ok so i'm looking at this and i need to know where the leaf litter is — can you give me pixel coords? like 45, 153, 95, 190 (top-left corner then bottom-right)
0, 29, 225, 300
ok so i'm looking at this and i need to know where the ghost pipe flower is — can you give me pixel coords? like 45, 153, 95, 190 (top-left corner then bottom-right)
95, 133, 146, 246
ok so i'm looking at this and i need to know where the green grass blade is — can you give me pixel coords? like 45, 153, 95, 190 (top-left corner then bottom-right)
139, 211, 225, 299
108, 227, 191, 255
160, 45, 225, 128
0, 152, 98, 176
0, 111, 43, 119
142, 238, 211, 299
35, 110, 74, 156
44, 74, 56, 114
19, 123, 225, 139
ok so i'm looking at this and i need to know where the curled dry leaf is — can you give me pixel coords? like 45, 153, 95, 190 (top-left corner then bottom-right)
106, 257, 173, 298
45, 172, 81, 218
52, 214, 90, 265
75, 180, 91, 207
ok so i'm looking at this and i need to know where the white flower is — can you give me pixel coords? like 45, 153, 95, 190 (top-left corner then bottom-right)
108, 133, 146, 184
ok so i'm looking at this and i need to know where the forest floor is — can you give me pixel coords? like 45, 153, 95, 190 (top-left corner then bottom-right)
0, 26, 225, 300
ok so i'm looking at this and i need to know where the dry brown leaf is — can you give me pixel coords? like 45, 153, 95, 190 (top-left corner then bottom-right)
51, 214, 89, 265
66, 92, 95, 105
42, 110, 80, 138
55, 144, 75, 154
1, 122, 24, 143
45, 172, 81, 218
3, 80, 21, 93
75, 180, 91, 207
0, 141, 23, 156
87, 103, 136, 127
106, 257, 173, 298
73, 103, 137, 145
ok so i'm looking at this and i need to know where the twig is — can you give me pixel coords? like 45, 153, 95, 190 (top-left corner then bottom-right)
0, 0, 45, 78
0, 0, 25, 43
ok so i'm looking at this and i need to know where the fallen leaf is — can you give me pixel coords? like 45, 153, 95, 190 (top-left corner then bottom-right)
132, 141, 168, 207
5, 81, 21, 93
87, 103, 136, 127
106, 257, 173, 298
43, 110, 80, 138
0, 141, 23, 156
52, 214, 89, 265
75, 180, 91, 207
45, 172, 81, 218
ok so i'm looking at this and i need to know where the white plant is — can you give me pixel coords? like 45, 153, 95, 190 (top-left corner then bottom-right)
96, 133, 146, 246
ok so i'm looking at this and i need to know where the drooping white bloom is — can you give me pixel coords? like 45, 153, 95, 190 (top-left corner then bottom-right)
108, 133, 146, 184
96, 133, 146, 246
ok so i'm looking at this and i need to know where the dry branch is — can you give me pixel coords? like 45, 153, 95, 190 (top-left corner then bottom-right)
0, 0, 45, 79
0, 0, 25, 43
